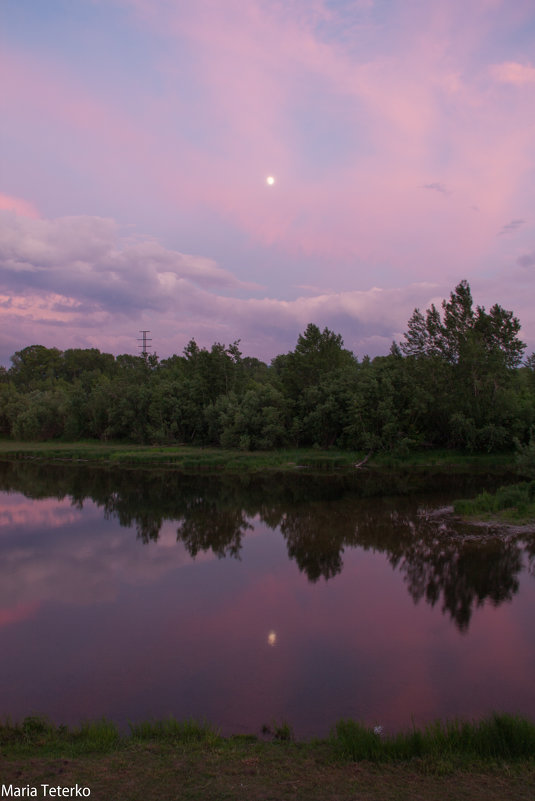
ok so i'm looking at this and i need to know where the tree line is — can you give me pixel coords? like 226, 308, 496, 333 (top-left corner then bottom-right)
1, 280, 534, 452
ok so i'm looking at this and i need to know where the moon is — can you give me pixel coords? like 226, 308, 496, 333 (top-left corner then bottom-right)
266, 176, 275, 186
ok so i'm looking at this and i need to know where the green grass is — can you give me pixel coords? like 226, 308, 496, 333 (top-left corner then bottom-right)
454, 481, 535, 523
129, 717, 220, 744
332, 714, 535, 762
0, 716, 121, 754
1, 715, 533, 801
0, 440, 363, 471
2, 713, 534, 762
0, 439, 517, 473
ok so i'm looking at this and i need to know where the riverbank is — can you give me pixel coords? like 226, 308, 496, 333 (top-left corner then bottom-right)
2, 719, 534, 801
0, 440, 517, 473
3, 745, 534, 801
454, 481, 535, 527
2, 716, 534, 801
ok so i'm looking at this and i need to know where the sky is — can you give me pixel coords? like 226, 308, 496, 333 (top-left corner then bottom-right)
1, 0, 535, 365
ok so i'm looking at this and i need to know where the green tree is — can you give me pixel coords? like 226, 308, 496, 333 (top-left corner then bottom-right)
11, 388, 70, 440
210, 384, 291, 450
399, 281, 527, 449
9, 345, 63, 389
401, 280, 525, 368
60, 348, 117, 384
272, 324, 356, 400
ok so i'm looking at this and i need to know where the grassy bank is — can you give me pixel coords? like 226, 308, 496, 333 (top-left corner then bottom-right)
454, 481, 535, 524
0, 439, 516, 473
1, 715, 534, 800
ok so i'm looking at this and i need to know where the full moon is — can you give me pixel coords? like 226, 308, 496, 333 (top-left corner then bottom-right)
266, 176, 275, 185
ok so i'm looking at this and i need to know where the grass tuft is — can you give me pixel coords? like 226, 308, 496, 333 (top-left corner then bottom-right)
71, 719, 121, 751
331, 714, 535, 762
454, 481, 535, 522
129, 716, 220, 744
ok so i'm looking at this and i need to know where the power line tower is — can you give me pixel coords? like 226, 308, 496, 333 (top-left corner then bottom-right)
137, 330, 152, 358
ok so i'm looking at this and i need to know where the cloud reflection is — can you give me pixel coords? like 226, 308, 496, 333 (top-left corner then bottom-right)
0, 461, 532, 631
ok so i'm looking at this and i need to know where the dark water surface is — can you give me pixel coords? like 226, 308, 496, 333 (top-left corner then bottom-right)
0, 460, 534, 737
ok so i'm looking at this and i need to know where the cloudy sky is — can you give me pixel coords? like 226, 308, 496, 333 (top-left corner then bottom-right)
1, 0, 534, 365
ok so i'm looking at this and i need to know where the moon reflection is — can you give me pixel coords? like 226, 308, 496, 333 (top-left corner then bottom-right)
267, 630, 277, 646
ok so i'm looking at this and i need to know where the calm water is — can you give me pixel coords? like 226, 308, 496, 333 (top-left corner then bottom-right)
0, 460, 534, 737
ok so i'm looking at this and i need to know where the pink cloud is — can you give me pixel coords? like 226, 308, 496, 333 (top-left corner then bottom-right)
115, 0, 532, 272
1, 1, 534, 363
0, 193, 39, 219
0, 210, 256, 305
491, 61, 535, 85
0, 602, 40, 628
1, 201, 534, 365
0, 496, 81, 529
0, 502, 214, 611
2, 1, 533, 280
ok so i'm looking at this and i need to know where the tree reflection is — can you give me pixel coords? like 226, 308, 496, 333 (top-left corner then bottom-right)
521, 533, 535, 577
0, 459, 530, 630
176, 504, 252, 559
274, 498, 363, 582
281, 510, 344, 581
391, 535, 522, 632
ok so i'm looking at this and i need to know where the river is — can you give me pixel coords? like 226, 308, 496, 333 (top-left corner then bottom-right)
0, 460, 533, 737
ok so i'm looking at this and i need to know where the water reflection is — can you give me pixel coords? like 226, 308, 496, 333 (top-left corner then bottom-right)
177, 505, 252, 559
391, 533, 523, 631
1, 459, 535, 735
0, 460, 532, 633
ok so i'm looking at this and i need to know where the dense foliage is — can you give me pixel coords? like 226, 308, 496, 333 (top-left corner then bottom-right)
1, 281, 534, 453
